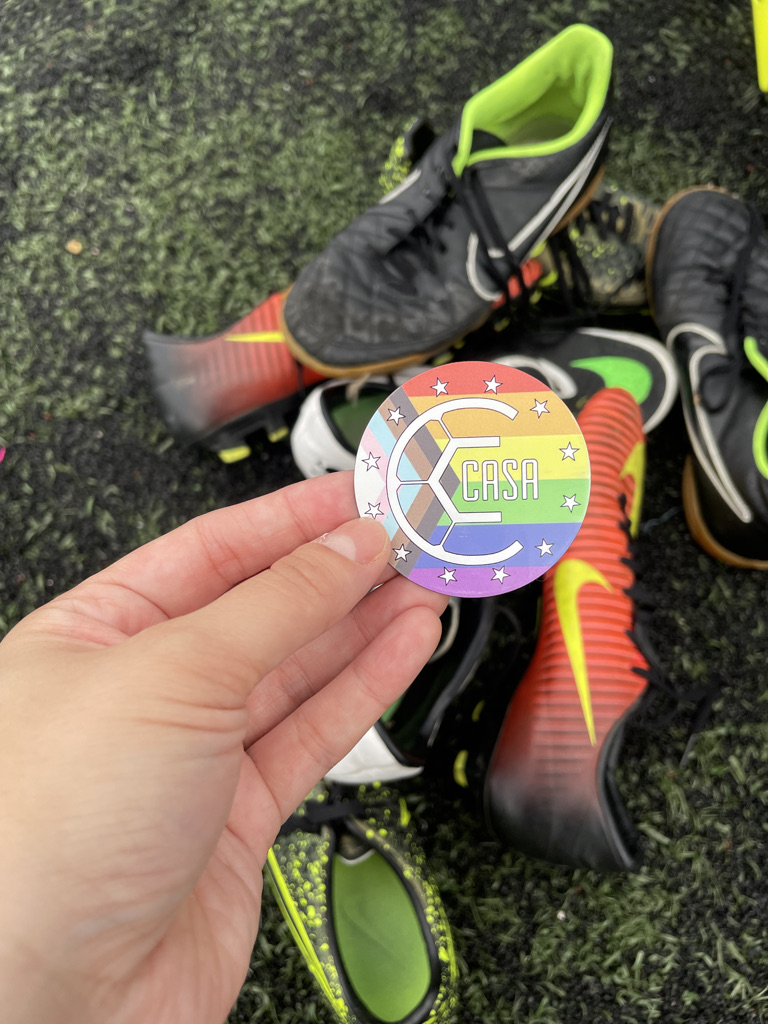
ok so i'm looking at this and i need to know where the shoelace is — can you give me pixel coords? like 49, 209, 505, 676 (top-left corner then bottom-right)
279, 787, 366, 835
381, 154, 531, 316
619, 493, 722, 765
531, 191, 645, 327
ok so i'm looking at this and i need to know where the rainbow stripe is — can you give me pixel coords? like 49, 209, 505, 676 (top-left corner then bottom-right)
355, 362, 590, 597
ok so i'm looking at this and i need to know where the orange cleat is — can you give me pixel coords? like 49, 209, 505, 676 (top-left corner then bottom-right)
484, 386, 653, 871
143, 291, 326, 462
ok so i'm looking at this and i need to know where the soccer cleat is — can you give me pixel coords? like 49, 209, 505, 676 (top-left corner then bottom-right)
290, 369, 430, 478
267, 782, 458, 1024
378, 122, 657, 318
482, 387, 654, 872
378, 117, 438, 195
143, 292, 325, 460
326, 596, 498, 786
646, 186, 768, 567
281, 24, 613, 376
289, 325, 676, 480
478, 324, 677, 433
535, 179, 660, 312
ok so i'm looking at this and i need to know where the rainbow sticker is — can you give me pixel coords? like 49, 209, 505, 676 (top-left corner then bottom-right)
354, 361, 590, 597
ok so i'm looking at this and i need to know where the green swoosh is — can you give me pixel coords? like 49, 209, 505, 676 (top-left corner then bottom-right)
744, 336, 768, 480
570, 356, 653, 405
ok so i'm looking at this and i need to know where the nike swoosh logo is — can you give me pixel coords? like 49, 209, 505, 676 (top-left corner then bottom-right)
224, 330, 284, 343
574, 328, 678, 433
744, 335, 768, 480
569, 356, 652, 404
378, 167, 421, 204
667, 322, 752, 523
553, 558, 613, 745
620, 441, 646, 538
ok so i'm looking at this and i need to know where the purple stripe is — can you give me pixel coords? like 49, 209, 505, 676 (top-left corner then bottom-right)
406, 563, 549, 597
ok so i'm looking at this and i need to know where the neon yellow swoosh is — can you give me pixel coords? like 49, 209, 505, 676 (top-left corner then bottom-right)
224, 330, 284, 343
619, 440, 646, 537
553, 558, 613, 745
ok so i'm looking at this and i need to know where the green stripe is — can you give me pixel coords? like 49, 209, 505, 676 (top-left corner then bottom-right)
570, 356, 653, 404
744, 336, 768, 479
449, 477, 590, 523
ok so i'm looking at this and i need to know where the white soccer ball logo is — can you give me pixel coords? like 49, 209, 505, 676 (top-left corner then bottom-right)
386, 397, 524, 566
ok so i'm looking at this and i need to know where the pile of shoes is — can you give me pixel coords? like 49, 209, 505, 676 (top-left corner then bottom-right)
143, 22, 768, 1024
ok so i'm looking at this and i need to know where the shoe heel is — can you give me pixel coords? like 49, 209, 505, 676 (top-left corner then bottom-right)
682, 456, 768, 569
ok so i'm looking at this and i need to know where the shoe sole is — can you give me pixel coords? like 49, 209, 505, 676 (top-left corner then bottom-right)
280, 171, 605, 378
682, 456, 768, 569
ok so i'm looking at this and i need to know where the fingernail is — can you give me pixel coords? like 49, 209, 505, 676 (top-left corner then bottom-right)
315, 517, 388, 564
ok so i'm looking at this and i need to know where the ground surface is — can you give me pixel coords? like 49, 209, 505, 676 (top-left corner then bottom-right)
1, 1, 767, 1022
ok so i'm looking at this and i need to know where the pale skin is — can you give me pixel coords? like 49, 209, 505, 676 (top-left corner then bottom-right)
0, 471, 447, 1024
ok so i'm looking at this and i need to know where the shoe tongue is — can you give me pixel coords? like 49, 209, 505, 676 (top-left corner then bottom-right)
470, 128, 506, 153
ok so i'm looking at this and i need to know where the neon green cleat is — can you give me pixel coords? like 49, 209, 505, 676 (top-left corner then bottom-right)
267, 782, 458, 1024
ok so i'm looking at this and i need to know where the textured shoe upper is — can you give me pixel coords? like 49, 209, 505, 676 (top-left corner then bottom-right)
649, 188, 768, 561
144, 291, 324, 445
484, 388, 649, 872
284, 25, 613, 370
268, 783, 458, 1024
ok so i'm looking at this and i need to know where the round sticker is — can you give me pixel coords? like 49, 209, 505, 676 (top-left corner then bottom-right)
354, 361, 590, 597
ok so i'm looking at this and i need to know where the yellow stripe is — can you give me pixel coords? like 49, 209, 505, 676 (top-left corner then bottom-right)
554, 559, 613, 745
265, 849, 345, 1013
453, 750, 469, 788
224, 331, 284, 343
620, 440, 646, 537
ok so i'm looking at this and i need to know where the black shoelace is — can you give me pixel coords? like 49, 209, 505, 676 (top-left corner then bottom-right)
381, 152, 531, 316
279, 786, 366, 836
531, 190, 643, 328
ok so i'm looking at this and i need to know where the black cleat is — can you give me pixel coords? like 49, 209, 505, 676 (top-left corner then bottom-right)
282, 25, 614, 376
647, 186, 768, 567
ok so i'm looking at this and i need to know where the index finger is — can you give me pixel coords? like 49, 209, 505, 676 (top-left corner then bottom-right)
68, 472, 361, 628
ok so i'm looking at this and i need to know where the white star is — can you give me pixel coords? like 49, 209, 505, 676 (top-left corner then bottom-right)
393, 544, 411, 561
438, 567, 457, 585
492, 566, 509, 584
536, 538, 554, 557
364, 502, 384, 518
431, 377, 449, 396
561, 494, 580, 513
362, 451, 380, 471
560, 442, 579, 461
388, 407, 405, 425
531, 398, 549, 418
484, 375, 502, 394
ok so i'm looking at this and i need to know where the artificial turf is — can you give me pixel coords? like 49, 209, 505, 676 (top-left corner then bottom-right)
1, 0, 767, 1021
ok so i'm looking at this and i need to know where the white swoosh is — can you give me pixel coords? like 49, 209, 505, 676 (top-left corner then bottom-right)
378, 167, 421, 204
667, 321, 752, 523
466, 118, 612, 301
493, 354, 578, 398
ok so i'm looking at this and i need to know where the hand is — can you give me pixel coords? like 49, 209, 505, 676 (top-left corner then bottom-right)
0, 471, 446, 1024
